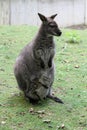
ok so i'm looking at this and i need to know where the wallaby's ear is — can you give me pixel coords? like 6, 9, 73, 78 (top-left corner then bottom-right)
38, 13, 47, 22
50, 14, 57, 19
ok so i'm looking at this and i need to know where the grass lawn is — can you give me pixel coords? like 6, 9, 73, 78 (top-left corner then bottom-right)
0, 25, 87, 130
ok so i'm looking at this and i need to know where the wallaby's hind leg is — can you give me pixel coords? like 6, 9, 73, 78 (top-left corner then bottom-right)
47, 95, 64, 104
15, 75, 36, 104
14, 61, 29, 92
15, 74, 27, 91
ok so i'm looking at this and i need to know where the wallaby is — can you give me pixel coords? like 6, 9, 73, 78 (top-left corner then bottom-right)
14, 13, 63, 104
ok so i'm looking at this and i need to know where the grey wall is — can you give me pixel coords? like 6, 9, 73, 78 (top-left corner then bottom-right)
0, 0, 87, 27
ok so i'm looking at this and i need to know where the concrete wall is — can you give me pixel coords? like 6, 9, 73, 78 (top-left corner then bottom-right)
0, 0, 10, 25
36, 0, 85, 27
85, 0, 87, 24
0, 0, 87, 27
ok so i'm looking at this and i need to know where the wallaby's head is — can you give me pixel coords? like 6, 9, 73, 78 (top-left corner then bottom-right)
38, 13, 62, 37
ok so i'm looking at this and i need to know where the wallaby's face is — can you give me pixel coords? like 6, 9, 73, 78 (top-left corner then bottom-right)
38, 13, 62, 37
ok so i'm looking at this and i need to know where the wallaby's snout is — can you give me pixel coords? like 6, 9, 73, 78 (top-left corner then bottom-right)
58, 31, 62, 36
55, 28, 62, 36
47, 21, 62, 37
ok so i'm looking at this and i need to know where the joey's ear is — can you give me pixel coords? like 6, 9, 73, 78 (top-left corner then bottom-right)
38, 13, 47, 22
50, 14, 57, 19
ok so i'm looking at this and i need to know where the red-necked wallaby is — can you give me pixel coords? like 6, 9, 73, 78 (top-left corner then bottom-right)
14, 13, 63, 104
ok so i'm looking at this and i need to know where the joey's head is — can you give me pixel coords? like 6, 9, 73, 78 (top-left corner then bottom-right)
38, 13, 62, 37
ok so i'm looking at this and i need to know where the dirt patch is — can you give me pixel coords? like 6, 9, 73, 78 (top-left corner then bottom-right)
66, 24, 87, 30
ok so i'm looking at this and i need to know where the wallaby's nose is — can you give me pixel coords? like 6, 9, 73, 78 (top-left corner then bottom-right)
58, 31, 62, 36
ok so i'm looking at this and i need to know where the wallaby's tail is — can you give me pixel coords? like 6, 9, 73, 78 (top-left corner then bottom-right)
47, 95, 64, 104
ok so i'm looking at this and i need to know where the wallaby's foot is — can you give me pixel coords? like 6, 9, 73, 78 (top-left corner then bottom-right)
24, 93, 39, 104
29, 98, 39, 105
47, 95, 64, 104
26, 96, 39, 105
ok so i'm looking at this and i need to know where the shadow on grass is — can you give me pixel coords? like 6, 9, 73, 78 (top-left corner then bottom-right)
7, 92, 51, 109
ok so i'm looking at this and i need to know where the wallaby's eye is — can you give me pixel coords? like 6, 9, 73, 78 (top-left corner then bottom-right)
49, 23, 57, 28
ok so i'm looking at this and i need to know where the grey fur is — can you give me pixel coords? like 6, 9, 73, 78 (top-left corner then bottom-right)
14, 13, 63, 104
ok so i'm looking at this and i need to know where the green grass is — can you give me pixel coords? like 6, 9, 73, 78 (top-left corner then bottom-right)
0, 25, 87, 130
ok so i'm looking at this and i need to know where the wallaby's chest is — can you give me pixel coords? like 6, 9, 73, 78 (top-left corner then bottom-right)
34, 43, 55, 59
32, 39, 55, 70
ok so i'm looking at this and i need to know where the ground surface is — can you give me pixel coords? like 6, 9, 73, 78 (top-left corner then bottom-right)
67, 24, 87, 30
0, 26, 87, 130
